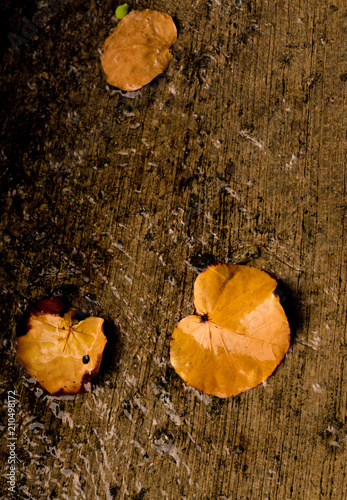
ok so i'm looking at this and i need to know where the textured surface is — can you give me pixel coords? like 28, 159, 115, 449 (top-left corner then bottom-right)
0, 0, 346, 498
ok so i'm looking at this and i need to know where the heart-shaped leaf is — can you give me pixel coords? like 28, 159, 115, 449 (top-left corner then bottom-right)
17, 298, 107, 394
170, 264, 290, 398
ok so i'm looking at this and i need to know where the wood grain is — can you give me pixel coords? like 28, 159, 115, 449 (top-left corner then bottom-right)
0, 0, 346, 498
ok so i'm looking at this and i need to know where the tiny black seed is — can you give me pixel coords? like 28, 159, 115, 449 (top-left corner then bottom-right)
82, 355, 90, 364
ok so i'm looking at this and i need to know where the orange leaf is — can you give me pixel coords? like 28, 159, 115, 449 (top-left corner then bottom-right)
101, 9, 177, 91
17, 299, 107, 394
170, 264, 290, 398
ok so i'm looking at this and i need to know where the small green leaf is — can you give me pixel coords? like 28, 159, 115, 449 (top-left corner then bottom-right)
115, 3, 129, 20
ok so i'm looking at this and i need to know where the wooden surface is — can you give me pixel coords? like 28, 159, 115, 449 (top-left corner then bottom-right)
1, 0, 346, 498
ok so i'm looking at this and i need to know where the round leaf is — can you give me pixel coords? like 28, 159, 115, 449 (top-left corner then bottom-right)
101, 9, 177, 91
170, 264, 290, 398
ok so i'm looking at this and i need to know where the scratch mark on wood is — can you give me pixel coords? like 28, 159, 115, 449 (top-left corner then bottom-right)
238, 130, 266, 153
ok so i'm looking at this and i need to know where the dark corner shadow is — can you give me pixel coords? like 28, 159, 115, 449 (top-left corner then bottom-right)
273, 279, 302, 345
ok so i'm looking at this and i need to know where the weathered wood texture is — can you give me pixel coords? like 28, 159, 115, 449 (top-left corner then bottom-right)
1, 0, 346, 498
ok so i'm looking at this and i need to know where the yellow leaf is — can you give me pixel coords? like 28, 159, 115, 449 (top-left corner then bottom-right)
170, 264, 290, 398
17, 298, 107, 394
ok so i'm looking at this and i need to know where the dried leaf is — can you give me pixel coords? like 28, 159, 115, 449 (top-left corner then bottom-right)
170, 264, 290, 398
102, 9, 177, 91
17, 298, 107, 394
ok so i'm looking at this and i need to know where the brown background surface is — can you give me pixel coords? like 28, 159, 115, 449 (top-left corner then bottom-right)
0, 0, 346, 498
